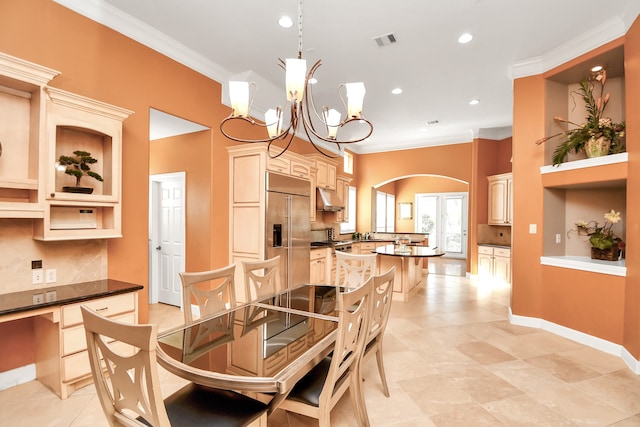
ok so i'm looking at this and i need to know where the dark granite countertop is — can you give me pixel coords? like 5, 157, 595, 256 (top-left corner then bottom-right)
0, 279, 143, 317
477, 243, 511, 249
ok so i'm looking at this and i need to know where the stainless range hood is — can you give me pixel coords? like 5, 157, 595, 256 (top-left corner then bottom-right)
316, 188, 345, 212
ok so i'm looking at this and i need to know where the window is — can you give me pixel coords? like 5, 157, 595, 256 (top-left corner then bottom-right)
375, 191, 395, 232
343, 151, 353, 175
340, 186, 356, 234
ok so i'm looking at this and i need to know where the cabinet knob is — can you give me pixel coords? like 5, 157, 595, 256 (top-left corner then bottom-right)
51, 193, 55, 197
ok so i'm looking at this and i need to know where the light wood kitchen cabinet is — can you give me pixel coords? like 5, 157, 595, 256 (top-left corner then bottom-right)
34, 87, 132, 241
309, 154, 337, 191
477, 245, 511, 283
33, 291, 138, 399
335, 175, 351, 223
310, 248, 329, 284
0, 52, 59, 218
0, 52, 132, 238
488, 173, 513, 226
227, 145, 313, 301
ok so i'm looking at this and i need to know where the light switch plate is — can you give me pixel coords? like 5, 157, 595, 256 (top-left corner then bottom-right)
529, 224, 537, 234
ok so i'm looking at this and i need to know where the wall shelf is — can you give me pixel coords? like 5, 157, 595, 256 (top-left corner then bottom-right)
541, 256, 626, 277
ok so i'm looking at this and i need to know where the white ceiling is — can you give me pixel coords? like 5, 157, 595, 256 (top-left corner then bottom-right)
55, 0, 640, 154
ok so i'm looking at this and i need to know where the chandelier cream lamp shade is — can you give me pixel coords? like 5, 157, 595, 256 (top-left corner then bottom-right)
220, 0, 373, 158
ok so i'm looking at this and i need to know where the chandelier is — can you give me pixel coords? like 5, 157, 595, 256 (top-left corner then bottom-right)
219, 0, 373, 158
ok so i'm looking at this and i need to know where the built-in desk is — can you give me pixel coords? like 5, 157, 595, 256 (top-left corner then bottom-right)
0, 280, 142, 399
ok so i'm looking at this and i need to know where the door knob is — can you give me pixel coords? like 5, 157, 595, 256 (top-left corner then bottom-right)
156, 246, 161, 250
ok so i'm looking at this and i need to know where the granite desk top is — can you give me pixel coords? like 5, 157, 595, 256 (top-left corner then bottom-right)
0, 279, 143, 317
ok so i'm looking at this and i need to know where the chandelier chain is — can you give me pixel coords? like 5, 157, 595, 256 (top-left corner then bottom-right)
297, 0, 303, 58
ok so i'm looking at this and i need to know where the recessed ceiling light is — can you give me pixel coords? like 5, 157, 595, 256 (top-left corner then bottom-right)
278, 16, 293, 28
391, 88, 402, 95
469, 99, 480, 105
458, 33, 473, 44
591, 65, 603, 72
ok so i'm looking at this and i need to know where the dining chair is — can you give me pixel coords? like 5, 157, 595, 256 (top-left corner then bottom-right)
242, 256, 281, 302
180, 263, 237, 323
335, 251, 377, 289
278, 277, 374, 427
81, 305, 268, 427
363, 266, 396, 397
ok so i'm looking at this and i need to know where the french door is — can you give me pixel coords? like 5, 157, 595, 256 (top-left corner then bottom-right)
414, 192, 468, 259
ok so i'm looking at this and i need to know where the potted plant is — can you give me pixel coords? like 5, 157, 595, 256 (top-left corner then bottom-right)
57, 150, 103, 194
536, 69, 626, 166
569, 209, 625, 260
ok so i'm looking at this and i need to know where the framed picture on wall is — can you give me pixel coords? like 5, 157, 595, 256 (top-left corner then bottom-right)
398, 202, 413, 219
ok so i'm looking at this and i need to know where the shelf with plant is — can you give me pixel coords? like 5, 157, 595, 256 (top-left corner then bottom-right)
541, 186, 626, 276
536, 68, 626, 166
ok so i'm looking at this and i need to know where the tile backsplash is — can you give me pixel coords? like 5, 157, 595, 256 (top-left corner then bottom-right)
477, 224, 512, 246
0, 219, 107, 295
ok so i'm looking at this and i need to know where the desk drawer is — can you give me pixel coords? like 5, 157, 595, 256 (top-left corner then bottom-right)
61, 312, 135, 357
62, 340, 134, 382
62, 293, 136, 328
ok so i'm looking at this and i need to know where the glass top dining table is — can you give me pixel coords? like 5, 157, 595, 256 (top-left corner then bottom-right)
156, 284, 340, 409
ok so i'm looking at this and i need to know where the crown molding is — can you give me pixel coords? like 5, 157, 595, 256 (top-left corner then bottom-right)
510, 12, 637, 79
53, 0, 231, 85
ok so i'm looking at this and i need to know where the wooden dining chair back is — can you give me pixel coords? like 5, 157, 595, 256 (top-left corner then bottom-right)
180, 263, 236, 323
279, 278, 374, 427
242, 256, 281, 302
364, 266, 396, 397
81, 305, 268, 427
335, 251, 377, 289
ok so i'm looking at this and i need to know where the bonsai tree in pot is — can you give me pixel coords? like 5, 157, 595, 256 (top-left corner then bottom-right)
57, 150, 103, 194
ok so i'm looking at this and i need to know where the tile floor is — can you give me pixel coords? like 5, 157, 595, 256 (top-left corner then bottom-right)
2, 271, 640, 426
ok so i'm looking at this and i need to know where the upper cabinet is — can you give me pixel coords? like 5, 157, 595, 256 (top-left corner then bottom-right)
34, 88, 132, 241
0, 52, 133, 240
335, 175, 351, 223
488, 173, 512, 226
309, 154, 337, 191
0, 52, 59, 218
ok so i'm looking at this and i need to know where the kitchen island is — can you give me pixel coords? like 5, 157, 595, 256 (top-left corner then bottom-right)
374, 245, 445, 301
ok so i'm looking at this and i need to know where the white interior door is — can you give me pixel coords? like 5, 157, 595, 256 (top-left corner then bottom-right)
149, 172, 185, 307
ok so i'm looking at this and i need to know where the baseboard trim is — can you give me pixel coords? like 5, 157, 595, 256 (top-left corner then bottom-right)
0, 364, 36, 391
509, 308, 640, 374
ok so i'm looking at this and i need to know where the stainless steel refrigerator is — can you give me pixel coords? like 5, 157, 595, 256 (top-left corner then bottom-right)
265, 172, 311, 290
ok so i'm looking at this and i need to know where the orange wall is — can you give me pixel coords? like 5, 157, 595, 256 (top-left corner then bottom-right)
512, 28, 640, 350
0, 0, 227, 371
356, 143, 474, 231
150, 131, 213, 271
394, 176, 468, 233
623, 16, 640, 356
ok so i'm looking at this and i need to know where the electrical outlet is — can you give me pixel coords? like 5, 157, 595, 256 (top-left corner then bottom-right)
555, 233, 562, 244
45, 268, 57, 284
529, 224, 537, 234
32, 268, 43, 285
33, 293, 44, 304
45, 290, 57, 302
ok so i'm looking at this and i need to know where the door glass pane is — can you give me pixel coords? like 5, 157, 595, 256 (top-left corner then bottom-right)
416, 195, 438, 247
444, 197, 462, 254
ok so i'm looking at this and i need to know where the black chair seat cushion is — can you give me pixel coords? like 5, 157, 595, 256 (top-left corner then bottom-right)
161, 383, 267, 427
287, 356, 349, 408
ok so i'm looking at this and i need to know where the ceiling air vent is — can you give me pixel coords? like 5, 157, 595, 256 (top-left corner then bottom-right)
373, 33, 397, 47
